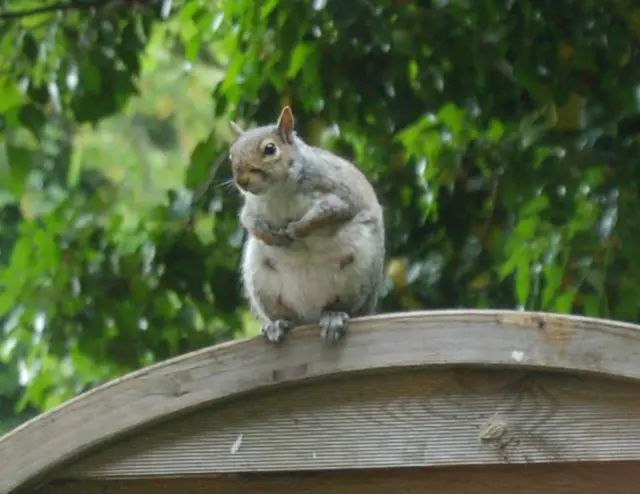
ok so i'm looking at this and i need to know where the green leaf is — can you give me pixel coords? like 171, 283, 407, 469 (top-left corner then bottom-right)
5, 144, 32, 196
553, 290, 575, 313
32, 227, 59, 271
8, 236, 34, 277
408, 59, 419, 83
514, 216, 538, 239
21, 33, 38, 62
221, 56, 245, 93
0, 365, 20, 393
186, 36, 201, 61
18, 105, 45, 138
287, 43, 314, 78
80, 59, 103, 94
179, 18, 199, 47
498, 256, 517, 280
515, 256, 531, 307
0, 81, 23, 113
260, 0, 280, 19
582, 295, 601, 317
118, 23, 143, 75
485, 119, 504, 142
437, 103, 466, 137
521, 195, 549, 216
542, 263, 562, 308
186, 132, 220, 189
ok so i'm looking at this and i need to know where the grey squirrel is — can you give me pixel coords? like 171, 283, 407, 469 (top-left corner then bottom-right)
228, 106, 385, 343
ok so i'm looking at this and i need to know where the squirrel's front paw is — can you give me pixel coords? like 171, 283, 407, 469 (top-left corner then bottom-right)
261, 319, 292, 343
319, 311, 350, 343
285, 220, 312, 239
282, 222, 299, 241
272, 227, 295, 247
252, 220, 293, 247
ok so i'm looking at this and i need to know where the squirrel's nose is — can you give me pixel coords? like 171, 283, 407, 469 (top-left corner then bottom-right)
236, 174, 250, 187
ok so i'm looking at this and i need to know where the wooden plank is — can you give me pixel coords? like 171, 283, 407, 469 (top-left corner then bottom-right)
41, 462, 640, 494
59, 368, 640, 478
2, 310, 640, 493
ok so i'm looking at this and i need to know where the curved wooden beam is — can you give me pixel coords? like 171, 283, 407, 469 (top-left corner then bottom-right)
2, 310, 640, 493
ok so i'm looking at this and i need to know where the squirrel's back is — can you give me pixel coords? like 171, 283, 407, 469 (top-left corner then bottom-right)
292, 137, 382, 217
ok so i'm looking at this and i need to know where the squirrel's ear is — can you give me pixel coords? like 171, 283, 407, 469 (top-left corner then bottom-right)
276, 106, 295, 143
229, 121, 244, 137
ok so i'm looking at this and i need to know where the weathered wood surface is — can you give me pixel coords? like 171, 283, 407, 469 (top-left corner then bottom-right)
2, 310, 640, 494
60, 368, 640, 478
42, 462, 640, 494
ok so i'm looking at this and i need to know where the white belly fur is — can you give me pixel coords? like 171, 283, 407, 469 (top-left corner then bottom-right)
242, 220, 378, 324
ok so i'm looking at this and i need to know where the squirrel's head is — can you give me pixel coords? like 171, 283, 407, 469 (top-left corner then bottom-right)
228, 106, 297, 196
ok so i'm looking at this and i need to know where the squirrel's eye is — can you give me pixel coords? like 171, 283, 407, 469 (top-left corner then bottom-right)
263, 143, 277, 156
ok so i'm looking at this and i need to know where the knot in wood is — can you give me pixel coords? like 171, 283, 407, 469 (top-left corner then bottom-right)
478, 416, 509, 443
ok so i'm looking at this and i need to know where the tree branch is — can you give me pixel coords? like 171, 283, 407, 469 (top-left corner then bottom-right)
0, 0, 118, 20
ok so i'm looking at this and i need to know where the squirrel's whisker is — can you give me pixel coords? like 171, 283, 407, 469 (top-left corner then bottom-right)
214, 178, 237, 191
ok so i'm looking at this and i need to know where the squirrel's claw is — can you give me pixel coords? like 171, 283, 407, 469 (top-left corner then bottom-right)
274, 228, 295, 247
284, 221, 302, 239
319, 311, 350, 343
261, 319, 292, 343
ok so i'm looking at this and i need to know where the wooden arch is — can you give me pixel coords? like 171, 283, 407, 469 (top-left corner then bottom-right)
2, 309, 640, 494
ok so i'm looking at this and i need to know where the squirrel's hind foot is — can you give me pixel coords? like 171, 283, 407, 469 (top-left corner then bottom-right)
319, 311, 350, 343
261, 319, 292, 343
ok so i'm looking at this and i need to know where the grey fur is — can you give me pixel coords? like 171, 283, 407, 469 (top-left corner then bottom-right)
229, 107, 385, 344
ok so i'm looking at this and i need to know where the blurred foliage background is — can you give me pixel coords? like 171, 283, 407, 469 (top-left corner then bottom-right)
0, 0, 639, 432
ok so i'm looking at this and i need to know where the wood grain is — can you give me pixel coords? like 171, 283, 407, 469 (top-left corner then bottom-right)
59, 369, 640, 478
2, 310, 640, 494
41, 462, 640, 494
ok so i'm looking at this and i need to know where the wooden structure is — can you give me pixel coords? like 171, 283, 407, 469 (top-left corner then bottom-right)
2, 310, 640, 493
